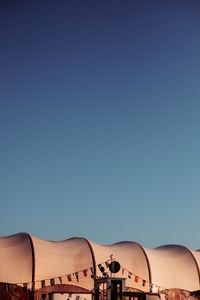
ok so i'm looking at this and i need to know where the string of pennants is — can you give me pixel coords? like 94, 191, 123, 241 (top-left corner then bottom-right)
2, 259, 169, 294
120, 266, 166, 293
5, 259, 111, 290
16, 266, 96, 290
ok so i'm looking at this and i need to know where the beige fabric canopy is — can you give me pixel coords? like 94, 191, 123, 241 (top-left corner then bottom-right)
0, 233, 200, 292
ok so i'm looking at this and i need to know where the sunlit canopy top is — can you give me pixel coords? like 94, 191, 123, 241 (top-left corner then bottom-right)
0, 233, 200, 292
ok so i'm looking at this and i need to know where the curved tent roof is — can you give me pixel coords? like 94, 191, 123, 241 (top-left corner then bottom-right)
0, 233, 200, 292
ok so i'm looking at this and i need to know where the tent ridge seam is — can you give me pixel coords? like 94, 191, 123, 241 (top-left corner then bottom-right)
83, 238, 97, 278
135, 242, 152, 290
27, 233, 35, 291
181, 245, 200, 289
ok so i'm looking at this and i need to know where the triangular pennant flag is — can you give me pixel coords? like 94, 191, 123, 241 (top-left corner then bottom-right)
122, 268, 125, 275
41, 280, 45, 288
105, 261, 109, 268
67, 274, 72, 282
75, 272, 79, 282
83, 269, 88, 277
59, 277, 62, 284
134, 276, 139, 283
98, 264, 105, 273
128, 272, 132, 279
142, 280, 146, 287
50, 278, 55, 286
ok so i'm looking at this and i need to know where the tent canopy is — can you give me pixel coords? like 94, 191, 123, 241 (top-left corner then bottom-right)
0, 233, 200, 292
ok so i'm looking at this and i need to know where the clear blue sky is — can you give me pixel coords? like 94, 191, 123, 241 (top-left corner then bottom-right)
1, 0, 200, 249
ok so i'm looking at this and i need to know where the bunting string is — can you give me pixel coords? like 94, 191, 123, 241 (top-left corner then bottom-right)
1, 258, 114, 290
0, 258, 183, 295
120, 265, 168, 293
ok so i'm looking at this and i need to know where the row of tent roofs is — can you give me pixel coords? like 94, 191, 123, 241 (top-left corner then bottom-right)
1, 233, 200, 294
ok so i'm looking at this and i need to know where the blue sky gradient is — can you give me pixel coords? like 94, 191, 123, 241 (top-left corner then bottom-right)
1, 1, 200, 248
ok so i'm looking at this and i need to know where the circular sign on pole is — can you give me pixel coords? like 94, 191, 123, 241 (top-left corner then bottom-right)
109, 261, 121, 273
